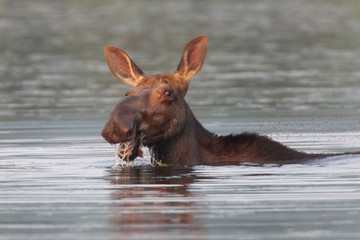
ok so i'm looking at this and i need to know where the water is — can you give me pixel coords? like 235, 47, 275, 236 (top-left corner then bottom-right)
1, 0, 360, 239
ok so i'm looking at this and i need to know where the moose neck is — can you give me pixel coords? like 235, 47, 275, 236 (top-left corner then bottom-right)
151, 101, 239, 166
151, 102, 202, 166
151, 102, 317, 166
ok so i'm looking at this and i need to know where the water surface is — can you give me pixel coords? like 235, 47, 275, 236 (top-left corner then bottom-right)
1, 0, 360, 239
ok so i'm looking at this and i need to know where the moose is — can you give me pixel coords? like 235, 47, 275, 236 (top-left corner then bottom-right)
102, 35, 359, 166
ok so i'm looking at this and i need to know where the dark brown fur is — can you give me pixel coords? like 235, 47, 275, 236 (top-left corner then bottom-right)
102, 35, 359, 166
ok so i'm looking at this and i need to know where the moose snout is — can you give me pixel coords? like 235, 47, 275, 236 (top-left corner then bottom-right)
101, 102, 139, 144
101, 118, 134, 144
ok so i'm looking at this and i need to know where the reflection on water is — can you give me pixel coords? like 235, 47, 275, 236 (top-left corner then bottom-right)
1, 0, 360, 239
106, 167, 206, 238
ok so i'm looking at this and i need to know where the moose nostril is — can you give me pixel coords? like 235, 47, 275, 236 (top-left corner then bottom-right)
126, 128, 134, 140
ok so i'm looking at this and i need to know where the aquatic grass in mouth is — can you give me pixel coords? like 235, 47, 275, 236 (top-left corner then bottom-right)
113, 142, 133, 168
112, 133, 165, 168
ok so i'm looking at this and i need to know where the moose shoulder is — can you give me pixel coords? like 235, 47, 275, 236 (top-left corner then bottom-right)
101, 35, 359, 166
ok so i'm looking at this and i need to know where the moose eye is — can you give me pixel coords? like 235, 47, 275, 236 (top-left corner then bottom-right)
163, 90, 173, 97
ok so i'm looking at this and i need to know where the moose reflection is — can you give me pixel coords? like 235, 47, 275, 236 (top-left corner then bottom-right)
106, 167, 205, 236
102, 35, 359, 166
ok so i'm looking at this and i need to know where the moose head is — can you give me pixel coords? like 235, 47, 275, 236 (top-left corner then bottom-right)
101, 35, 208, 164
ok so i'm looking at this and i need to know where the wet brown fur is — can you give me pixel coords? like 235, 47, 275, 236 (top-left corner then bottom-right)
102, 35, 359, 166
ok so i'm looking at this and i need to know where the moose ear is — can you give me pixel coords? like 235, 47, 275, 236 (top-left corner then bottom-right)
175, 35, 208, 81
104, 46, 144, 86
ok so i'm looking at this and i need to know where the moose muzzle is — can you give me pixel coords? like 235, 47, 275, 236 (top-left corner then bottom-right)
101, 99, 142, 161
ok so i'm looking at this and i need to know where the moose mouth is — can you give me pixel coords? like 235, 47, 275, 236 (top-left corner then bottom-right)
114, 133, 143, 163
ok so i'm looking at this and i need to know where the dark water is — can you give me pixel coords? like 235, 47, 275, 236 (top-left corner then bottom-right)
1, 0, 360, 239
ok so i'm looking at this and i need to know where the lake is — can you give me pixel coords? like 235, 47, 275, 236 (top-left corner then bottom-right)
1, 0, 360, 239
